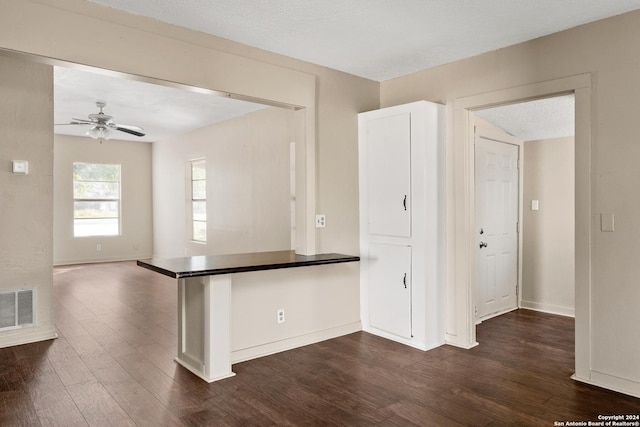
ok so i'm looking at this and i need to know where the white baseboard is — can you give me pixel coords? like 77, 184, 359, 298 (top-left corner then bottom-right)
572, 370, 640, 399
0, 327, 58, 349
477, 307, 519, 324
231, 321, 362, 364
445, 330, 479, 349
54, 254, 153, 266
174, 356, 236, 383
445, 334, 479, 349
362, 326, 444, 352
520, 300, 575, 317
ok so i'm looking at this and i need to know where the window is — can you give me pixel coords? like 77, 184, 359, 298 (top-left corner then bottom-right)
73, 162, 121, 237
191, 159, 206, 242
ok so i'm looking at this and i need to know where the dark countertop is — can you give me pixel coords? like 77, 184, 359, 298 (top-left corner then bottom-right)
137, 250, 360, 279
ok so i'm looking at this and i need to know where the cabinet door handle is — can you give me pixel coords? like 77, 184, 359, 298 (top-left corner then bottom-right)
403, 195, 407, 211
403, 273, 407, 288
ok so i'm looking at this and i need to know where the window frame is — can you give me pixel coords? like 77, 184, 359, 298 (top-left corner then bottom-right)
72, 162, 122, 238
190, 159, 207, 243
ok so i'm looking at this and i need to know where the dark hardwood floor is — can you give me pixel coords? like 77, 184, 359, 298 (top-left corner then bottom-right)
0, 261, 637, 426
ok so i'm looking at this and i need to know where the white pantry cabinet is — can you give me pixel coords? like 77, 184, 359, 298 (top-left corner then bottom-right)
358, 101, 446, 351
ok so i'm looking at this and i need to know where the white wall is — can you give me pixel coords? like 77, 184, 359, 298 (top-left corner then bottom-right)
0, 54, 57, 347
1, 0, 378, 357
231, 263, 360, 361
382, 9, 640, 396
53, 134, 153, 265
521, 137, 575, 316
153, 107, 294, 257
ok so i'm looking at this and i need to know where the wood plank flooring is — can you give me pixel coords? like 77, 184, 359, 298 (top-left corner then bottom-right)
0, 261, 637, 426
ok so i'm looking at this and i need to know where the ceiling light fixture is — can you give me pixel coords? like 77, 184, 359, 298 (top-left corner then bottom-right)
86, 125, 113, 143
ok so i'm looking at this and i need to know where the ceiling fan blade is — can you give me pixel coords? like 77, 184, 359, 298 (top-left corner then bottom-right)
54, 121, 92, 126
71, 118, 95, 124
59, 105, 146, 138
113, 124, 146, 137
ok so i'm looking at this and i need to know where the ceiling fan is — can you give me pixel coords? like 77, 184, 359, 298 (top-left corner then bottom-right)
56, 101, 145, 143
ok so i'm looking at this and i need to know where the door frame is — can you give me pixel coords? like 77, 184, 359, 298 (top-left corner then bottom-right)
448, 73, 592, 382
473, 119, 523, 322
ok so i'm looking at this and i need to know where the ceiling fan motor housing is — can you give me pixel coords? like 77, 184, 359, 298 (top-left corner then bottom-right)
88, 112, 113, 124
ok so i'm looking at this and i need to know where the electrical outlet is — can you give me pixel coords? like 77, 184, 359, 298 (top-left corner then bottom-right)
277, 309, 285, 324
96, 244, 102, 251
315, 214, 326, 228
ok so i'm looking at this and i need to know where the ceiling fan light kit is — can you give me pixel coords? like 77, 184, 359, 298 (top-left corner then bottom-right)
56, 101, 146, 143
86, 125, 113, 143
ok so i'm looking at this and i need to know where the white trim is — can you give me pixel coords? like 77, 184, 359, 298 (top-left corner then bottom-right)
445, 338, 479, 350
53, 254, 154, 266
572, 86, 592, 381
231, 321, 361, 363
476, 307, 519, 324
363, 325, 444, 352
572, 371, 640, 399
72, 162, 122, 238
0, 327, 57, 349
175, 275, 235, 383
203, 275, 233, 380
175, 357, 236, 384
189, 158, 207, 243
520, 300, 575, 318
450, 75, 592, 385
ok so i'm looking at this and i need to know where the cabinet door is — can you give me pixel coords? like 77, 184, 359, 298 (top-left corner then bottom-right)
366, 113, 411, 237
369, 243, 412, 339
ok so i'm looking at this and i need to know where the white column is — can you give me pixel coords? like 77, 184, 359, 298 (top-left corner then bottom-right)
175, 275, 235, 382
203, 274, 234, 381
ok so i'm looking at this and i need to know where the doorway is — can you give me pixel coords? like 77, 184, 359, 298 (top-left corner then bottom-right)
473, 94, 575, 326
448, 74, 592, 383
474, 121, 522, 322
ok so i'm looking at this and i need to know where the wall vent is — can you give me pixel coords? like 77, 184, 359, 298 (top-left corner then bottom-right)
0, 290, 34, 330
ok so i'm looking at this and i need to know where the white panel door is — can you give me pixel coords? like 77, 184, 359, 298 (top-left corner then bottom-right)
366, 113, 411, 237
369, 243, 412, 339
475, 136, 519, 319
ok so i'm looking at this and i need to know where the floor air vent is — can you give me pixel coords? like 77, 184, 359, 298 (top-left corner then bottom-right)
0, 290, 34, 330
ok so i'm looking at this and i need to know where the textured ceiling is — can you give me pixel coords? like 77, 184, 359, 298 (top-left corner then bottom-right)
85, 0, 640, 82
58, 0, 627, 141
475, 95, 575, 141
55, 64, 574, 142
54, 67, 267, 143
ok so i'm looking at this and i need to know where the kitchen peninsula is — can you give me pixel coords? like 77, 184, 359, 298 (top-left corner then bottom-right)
137, 250, 359, 382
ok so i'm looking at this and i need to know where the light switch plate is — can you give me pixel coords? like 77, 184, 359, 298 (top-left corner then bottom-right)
530, 200, 539, 211
12, 160, 28, 174
601, 213, 615, 232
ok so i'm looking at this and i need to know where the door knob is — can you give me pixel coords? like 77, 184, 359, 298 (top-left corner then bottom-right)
479, 241, 488, 249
